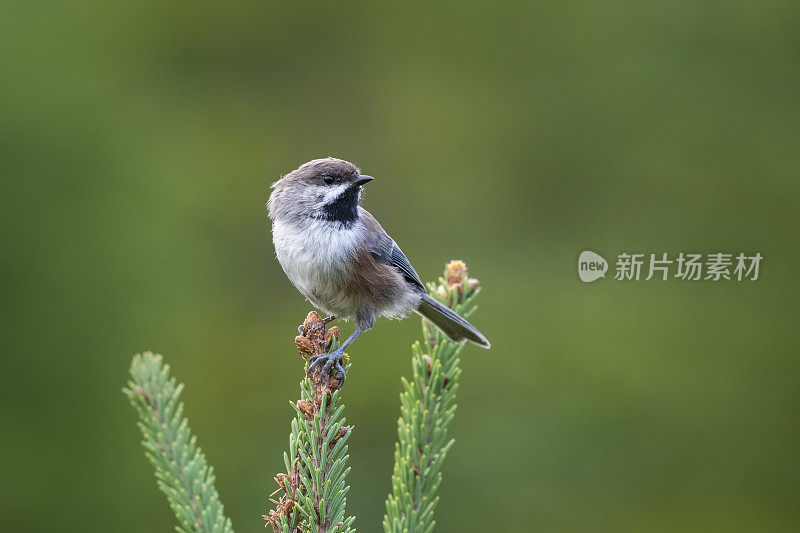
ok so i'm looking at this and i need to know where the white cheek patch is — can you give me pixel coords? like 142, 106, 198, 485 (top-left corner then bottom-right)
322, 183, 350, 205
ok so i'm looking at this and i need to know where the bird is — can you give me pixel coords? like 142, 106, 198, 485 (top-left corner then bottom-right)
267, 157, 490, 381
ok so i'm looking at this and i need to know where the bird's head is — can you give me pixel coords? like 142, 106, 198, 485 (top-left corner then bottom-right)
268, 157, 374, 224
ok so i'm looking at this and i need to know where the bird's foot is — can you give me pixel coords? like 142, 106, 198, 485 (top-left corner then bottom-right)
307, 350, 346, 385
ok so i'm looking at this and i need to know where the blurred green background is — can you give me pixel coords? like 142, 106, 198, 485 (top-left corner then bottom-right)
2, 1, 799, 531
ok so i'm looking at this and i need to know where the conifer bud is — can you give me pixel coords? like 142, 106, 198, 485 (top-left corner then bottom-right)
296, 399, 314, 420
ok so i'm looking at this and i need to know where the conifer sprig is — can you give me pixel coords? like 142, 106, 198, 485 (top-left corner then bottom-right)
125, 261, 483, 533
383, 261, 482, 533
123, 352, 234, 533
264, 312, 356, 533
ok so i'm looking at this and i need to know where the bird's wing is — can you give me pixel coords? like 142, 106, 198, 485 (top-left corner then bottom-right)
360, 208, 425, 291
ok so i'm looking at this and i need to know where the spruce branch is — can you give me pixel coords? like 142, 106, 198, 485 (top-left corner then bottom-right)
264, 312, 356, 533
383, 260, 482, 533
123, 352, 234, 533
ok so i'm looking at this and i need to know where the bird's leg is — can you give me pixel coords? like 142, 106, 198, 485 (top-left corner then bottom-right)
308, 326, 363, 381
333, 326, 362, 354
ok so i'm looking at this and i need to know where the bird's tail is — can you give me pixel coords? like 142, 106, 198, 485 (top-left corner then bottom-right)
415, 293, 491, 349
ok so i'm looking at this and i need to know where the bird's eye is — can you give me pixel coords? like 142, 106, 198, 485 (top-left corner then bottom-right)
322, 175, 335, 185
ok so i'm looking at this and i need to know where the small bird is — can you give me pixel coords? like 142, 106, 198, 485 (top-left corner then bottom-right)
268, 157, 490, 381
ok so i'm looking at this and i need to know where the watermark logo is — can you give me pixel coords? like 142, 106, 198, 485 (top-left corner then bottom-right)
578, 250, 608, 282
578, 251, 762, 282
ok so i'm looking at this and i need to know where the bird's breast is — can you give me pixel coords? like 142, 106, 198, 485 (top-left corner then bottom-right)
272, 218, 362, 313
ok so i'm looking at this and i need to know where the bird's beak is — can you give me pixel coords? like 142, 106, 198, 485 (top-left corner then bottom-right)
355, 175, 374, 187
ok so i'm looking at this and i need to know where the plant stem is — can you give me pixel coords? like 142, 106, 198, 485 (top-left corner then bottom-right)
383, 261, 483, 533
123, 352, 234, 533
265, 312, 355, 533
